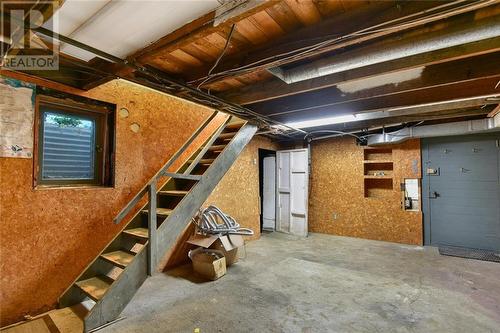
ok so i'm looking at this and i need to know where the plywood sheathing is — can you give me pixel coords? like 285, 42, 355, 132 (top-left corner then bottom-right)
0, 78, 226, 327
308, 137, 422, 245
163, 136, 280, 270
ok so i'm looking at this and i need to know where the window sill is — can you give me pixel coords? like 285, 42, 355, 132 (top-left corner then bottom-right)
34, 184, 116, 190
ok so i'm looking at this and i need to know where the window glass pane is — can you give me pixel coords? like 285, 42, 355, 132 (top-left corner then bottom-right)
42, 111, 96, 180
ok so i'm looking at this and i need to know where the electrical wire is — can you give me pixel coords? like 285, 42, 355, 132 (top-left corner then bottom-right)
304, 130, 364, 142
189, 0, 491, 86
197, 24, 236, 90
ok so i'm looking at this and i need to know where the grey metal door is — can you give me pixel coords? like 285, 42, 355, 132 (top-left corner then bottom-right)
422, 134, 500, 251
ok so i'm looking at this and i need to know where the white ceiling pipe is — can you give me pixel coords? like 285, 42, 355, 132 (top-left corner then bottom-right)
367, 113, 500, 146
272, 15, 500, 84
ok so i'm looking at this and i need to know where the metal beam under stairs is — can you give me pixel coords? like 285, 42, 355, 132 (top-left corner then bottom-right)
57, 112, 257, 332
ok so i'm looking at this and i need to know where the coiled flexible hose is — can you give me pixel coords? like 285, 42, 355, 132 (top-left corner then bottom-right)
194, 205, 254, 236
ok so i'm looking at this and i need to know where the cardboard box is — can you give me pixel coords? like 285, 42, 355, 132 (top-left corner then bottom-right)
187, 234, 244, 266
188, 248, 226, 280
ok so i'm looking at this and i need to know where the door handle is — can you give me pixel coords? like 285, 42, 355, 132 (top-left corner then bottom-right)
429, 191, 440, 199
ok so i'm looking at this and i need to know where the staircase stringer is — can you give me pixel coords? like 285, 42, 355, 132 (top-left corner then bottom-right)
81, 122, 256, 331
57, 115, 228, 309
155, 123, 258, 270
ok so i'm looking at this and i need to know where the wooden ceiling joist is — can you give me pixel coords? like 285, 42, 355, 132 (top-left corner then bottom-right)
186, 0, 439, 83
221, 36, 500, 105
131, 1, 280, 65
193, 1, 497, 89
270, 77, 500, 123
248, 52, 500, 116
5, 0, 500, 137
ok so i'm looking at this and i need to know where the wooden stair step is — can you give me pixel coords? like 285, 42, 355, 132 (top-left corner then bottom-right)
225, 122, 246, 130
188, 158, 215, 165
208, 144, 226, 152
141, 207, 173, 216
122, 228, 148, 240
100, 250, 135, 268
75, 276, 113, 302
219, 132, 237, 140
162, 172, 201, 180
159, 190, 189, 196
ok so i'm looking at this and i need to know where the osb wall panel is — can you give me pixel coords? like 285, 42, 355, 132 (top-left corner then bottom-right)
309, 137, 423, 245
206, 136, 279, 239
0, 78, 226, 326
164, 136, 280, 269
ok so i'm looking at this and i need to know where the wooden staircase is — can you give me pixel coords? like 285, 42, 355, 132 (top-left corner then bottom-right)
57, 113, 257, 332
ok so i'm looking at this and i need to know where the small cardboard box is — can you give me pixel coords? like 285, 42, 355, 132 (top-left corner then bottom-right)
188, 248, 226, 280
187, 234, 244, 266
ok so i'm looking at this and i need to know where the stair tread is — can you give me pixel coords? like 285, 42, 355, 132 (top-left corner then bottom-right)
141, 207, 173, 216
75, 276, 113, 302
188, 158, 215, 164
208, 144, 226, 151
219, 132, 237, 139
101, 250, 135, 268
225, 122, 246, 130
122, 228, 148, 239
159, 190, 189, 196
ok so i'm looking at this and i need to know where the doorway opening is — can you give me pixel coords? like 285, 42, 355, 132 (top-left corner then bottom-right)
258, 148, 276, 233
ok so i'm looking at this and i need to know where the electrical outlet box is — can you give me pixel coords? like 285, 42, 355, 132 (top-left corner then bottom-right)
426, 167, 439, 175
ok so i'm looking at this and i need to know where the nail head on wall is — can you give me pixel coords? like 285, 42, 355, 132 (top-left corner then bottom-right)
119, 107, 129, 118
130, 123, 140, 133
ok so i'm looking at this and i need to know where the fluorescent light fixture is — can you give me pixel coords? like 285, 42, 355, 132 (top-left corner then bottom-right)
285, 114, 356, 129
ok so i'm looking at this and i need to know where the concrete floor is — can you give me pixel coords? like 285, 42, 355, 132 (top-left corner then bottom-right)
102, 232, 500, 333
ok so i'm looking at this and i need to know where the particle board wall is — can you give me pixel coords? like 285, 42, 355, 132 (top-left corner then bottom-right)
0, 77, 227, 326
205, 136, 280, 239
163, 136, 280, 270
308, 137, 423, 245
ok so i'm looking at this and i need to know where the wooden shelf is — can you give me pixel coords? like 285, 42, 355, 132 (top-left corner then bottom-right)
364, 175, 392, 179
364, 178, 394, 198
363, 147, 393, 161
363, 147, 394, 198
363, 160, 393, 164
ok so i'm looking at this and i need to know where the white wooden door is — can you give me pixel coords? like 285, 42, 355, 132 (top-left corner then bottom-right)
262, 156, 276, 230
276, 149, 309, 236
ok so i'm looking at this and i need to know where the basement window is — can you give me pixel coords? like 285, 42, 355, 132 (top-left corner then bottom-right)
35, 95, 115, 188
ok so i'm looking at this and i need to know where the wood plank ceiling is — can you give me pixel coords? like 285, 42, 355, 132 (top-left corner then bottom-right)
5, 0, 500, 139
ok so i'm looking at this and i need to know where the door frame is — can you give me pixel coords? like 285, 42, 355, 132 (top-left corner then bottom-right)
258, 148, 277, 232
421, 140, 432, 246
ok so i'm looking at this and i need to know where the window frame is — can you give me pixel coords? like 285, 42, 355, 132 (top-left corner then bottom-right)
34, 95, 115, 188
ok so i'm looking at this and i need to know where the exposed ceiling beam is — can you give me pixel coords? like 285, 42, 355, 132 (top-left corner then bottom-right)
192, 1, 498, 86
27, 22, 306, 137
220, 36, 500, 105
267, 76, 500, 122
282, 95, 499, 130
488, 104, 500, 117
130, 0, 279, 64
248, 52, 500, 115
1, 69, 85, 95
